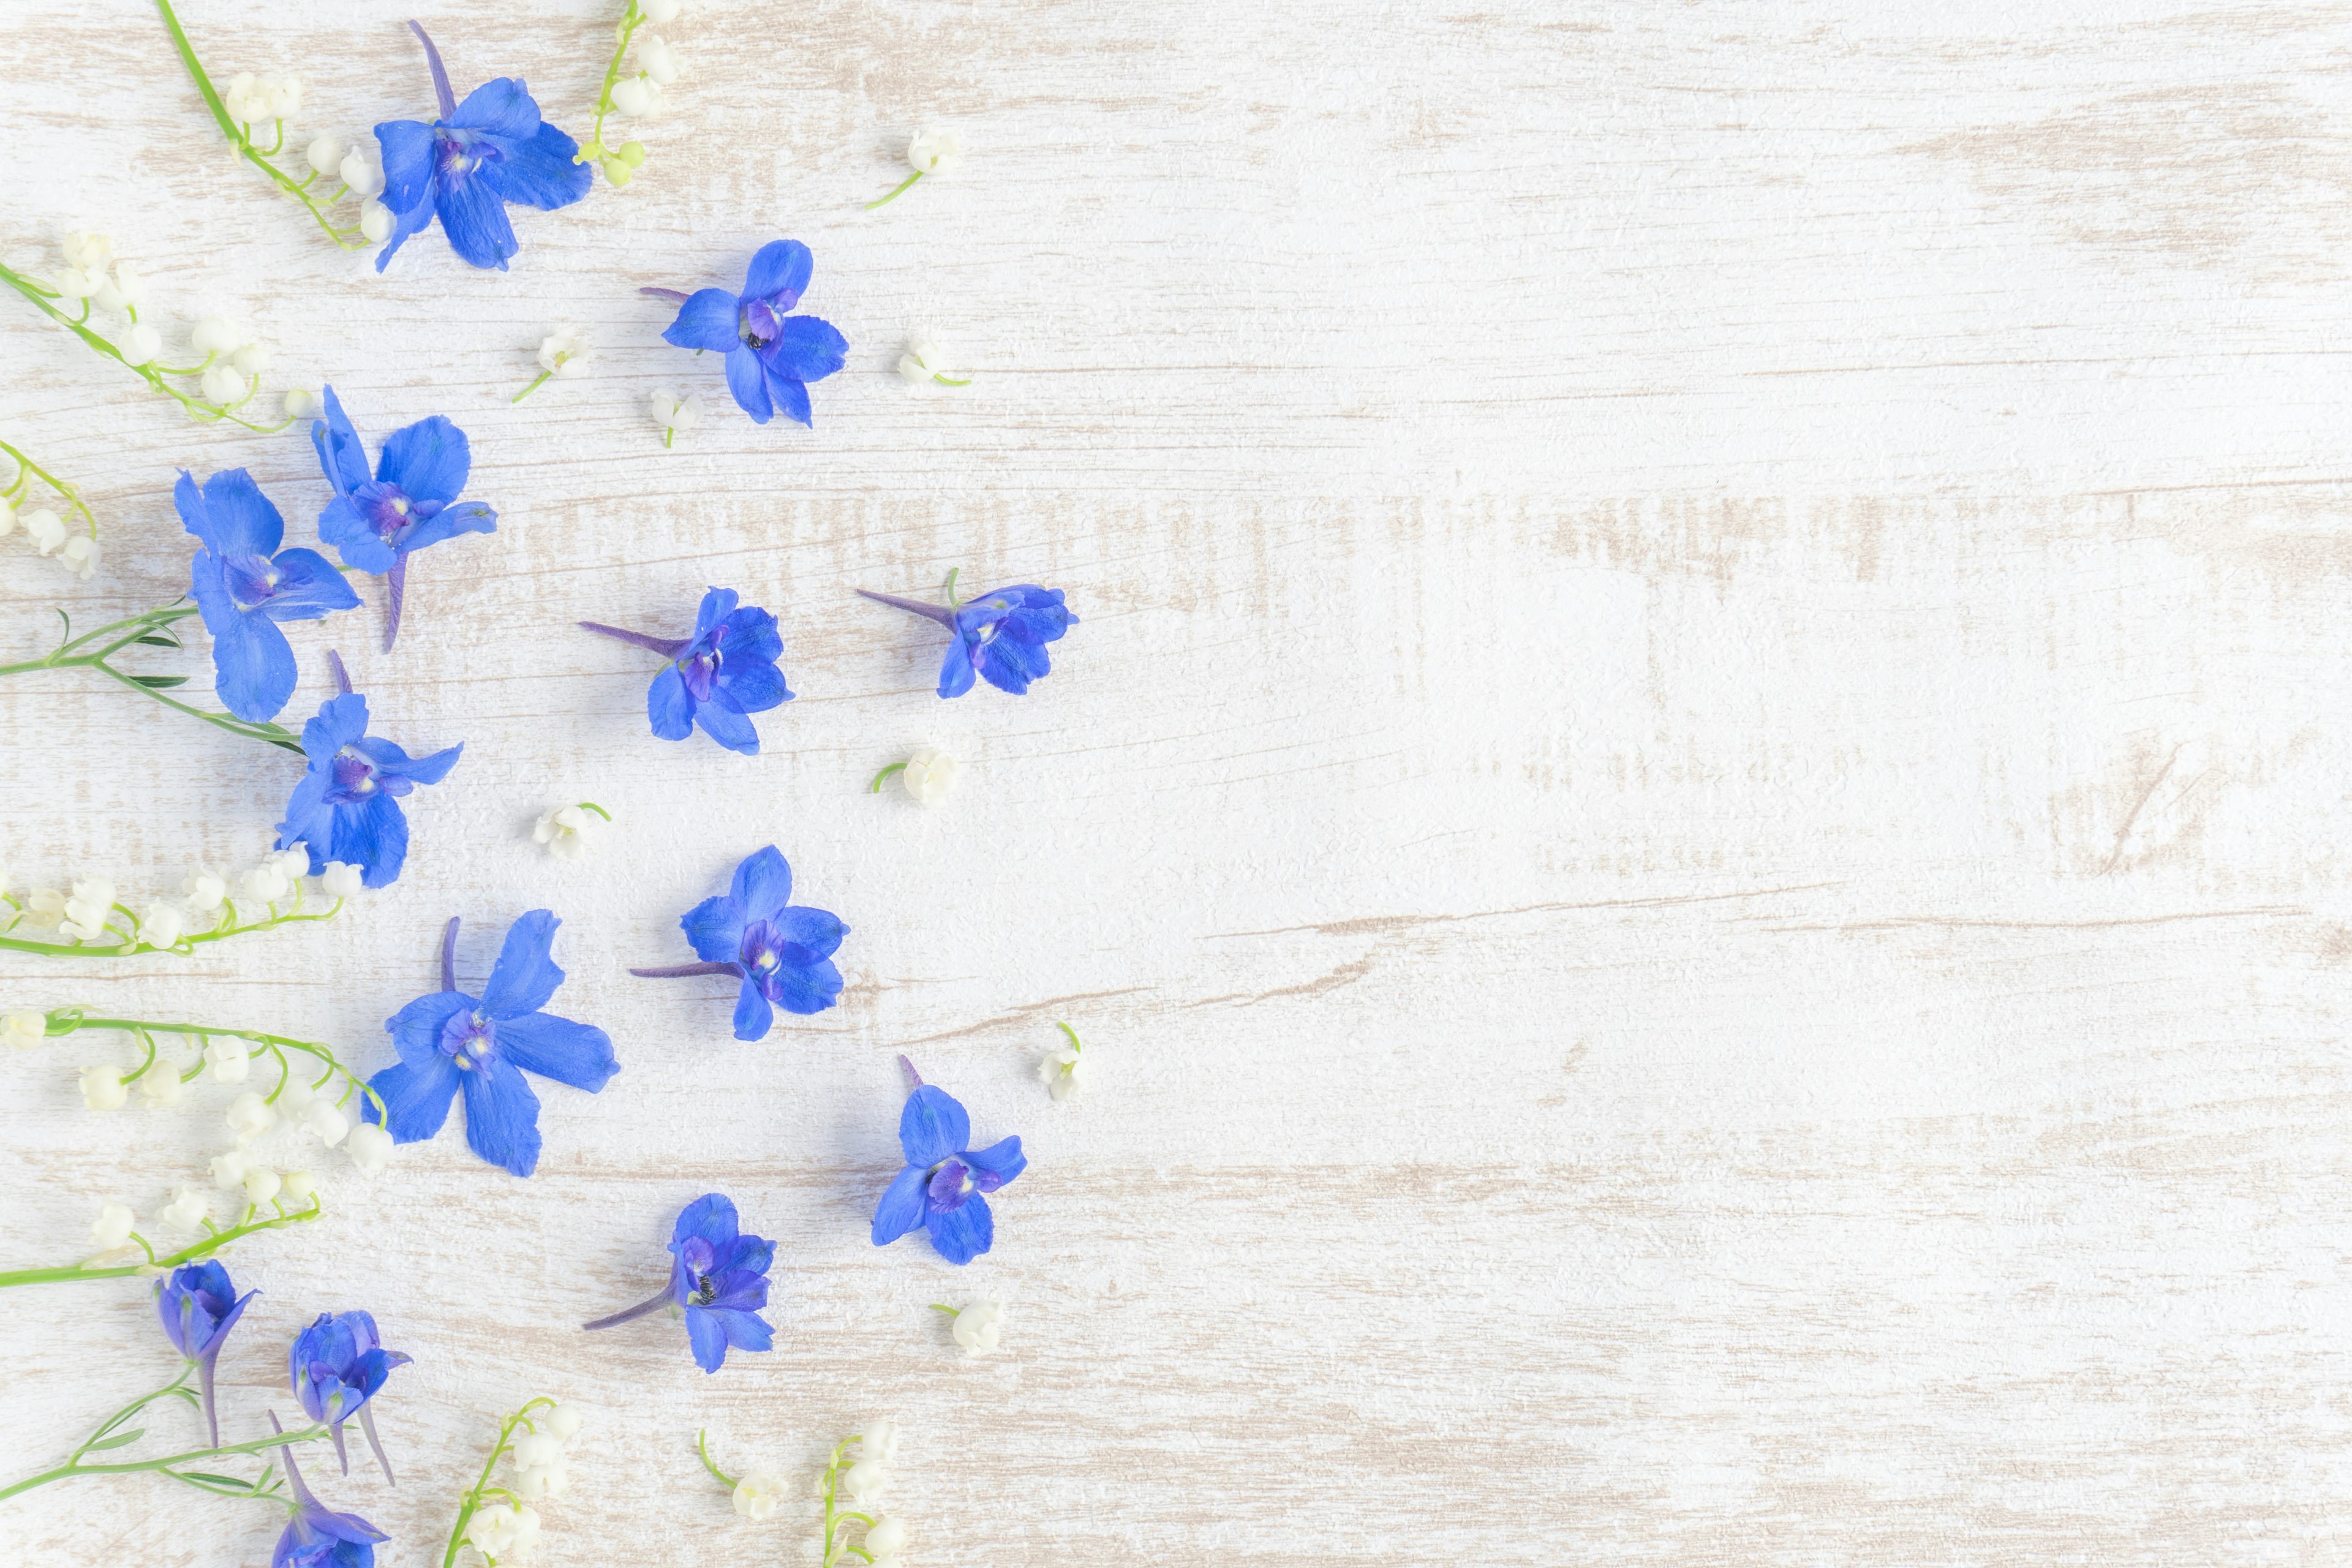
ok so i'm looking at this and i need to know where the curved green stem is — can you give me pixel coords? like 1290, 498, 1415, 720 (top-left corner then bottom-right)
45, 1014, 385, 1123
0, 438, 97, 541
1056, 1020, 1082, 1054
0, 599, 304, 753
0, 1199, 323, 1289
0, 1419, 330, 1502
573, 1, 647, 182
868, 761, 908, 793
695, 1428, 738, 1489
576, 801, 612, 821
510, 369, 554, 403
932, 372, 972, 386
0, 263, 298, 431
865, 170, 923, 210
441, 1399, 557, 1568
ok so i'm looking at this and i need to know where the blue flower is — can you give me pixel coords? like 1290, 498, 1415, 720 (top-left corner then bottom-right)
364, 911, 619, 1178
372, 23, 591, 274
177, 469, 360, 723
630, 846, 845, 1041
270, 1415, 388, 1568
579, 587, 793, 756
155, 1260, 256, 1447
289, 1310, 412, 1480
649, 240, 848, 426
871, 1066, 1027, 1265
856, 582, 1078, 698
310, 386, 497, 650
582, 1193, 775, 1374
276, 692, 462, 889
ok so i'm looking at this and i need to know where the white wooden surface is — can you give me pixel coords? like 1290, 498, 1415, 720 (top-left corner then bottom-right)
4, 1, 2352, 1562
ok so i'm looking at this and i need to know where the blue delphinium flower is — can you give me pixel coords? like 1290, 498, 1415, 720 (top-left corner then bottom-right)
365, 911, 619, 1178
856, 578, 1077, 698
177, 469, 360, 723
156, 1260, 257, 1447
374, 22, 592, 274
581, 1193, 775, 1374
578, 587, 792, 755
630, 846, 846, 1041
276, 684, 462, 889
871, 1058, 1027, 1265
269, 1413, 388, 1568
311, 386, 497, 650
643, 240, 847, 426
289, 1310, 412, 1482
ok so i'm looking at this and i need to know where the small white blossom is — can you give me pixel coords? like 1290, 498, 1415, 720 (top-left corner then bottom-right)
358, 200, 393, 243
466, 1504, 522, 1557
301, 1098, 350, 1146
271, 846, 313, 881
61, 231, 112, 272
242, 1164, 283, 1205
950, 1298, 1005, 1355
899, 745, 958, 803
89, 1200, 136, 1250
537, 328, 592, 379
611, 74, 663, 118
61, 879, 118, 941
137, 1064, 186, 1109
57, 535, 99, 580
182, 869, 227, 914
861, 1419, 900, 1464
515, 1461, 568, 1501
160, 1186, 209, 1232
4, 1011, 47, 1051
896, 334, 963, 390
306, 134, 345, 175
1038, 1043, 1087, 1101
80, 1064, 128, 1111
638, 35, 680, 85
340, 146, 385, 198
546, 1404, 584, 1440
649, 387, 703, 440
23, 510, 66, 556
509, 1506, 543, 1558
190, 314, 244, 355
907, 127, 965, 178
223, 72, 299, 124
21, 887, 68, 930
50, 265, 105, 301
284, 388, 322, 421
513, 1433, 563, 1469
205, 1036, 251, 1082
532, 805, 598, 861
843, 1460, 890, 1504
230, 339, 272, 378
733, 1469, 785, 1519
199, 363, 247, 405
242, 862, 291, 904
226, 1089, 277, 1142
94, 262, 149, 313
345, 1122, 394, 1174
210, 1148, 254, 1189
642, 0, 684, 22
119, 321, 164, 367
138, 900, 187, 950
866, 1517, 909, 1558
320, 861, 364, 899
281, 1169, 318, 1202
263, 76, 302, 119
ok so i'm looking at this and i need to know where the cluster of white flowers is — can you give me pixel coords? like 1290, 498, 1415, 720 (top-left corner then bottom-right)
532, 802, 606, 861
610, 31, 680, 119
214, 69, 393, 243
0, 485, 88, 577
949, 1297, 1005, 1355
2, 847, 357, 952
838, 1420, 910, 1567
221, 72, 301, 127
648, 387, 705, 447
463, 1404, 585, 1563
896, 334, 969, 393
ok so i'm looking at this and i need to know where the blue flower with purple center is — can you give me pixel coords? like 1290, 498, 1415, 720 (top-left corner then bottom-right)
275, 685, 462, 889
177, 469, 360, 723
372, 23, 592, 274
645, 239, 847, 426
155, 1260, 257, 1447
871, 1060, 1027, 1265
365, 911, 619, 1178
311, 386, 497, 650
856, 579, 1077, 698
288, 1309, 412, 1482
631, 846, 846, 1041
268, 1412, 388, 1568
579, 587, 793, 755
582, 1193, 775, 1374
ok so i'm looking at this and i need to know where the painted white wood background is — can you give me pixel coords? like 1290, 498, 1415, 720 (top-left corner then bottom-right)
3, 0, 2351, 1562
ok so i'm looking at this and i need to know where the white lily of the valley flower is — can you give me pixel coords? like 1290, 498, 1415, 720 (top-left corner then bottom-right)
61, 232, 112, 272
242, 1164, 283, 1205
138, 901, 187, 950
94, 262, 149, 313
284, 388, 322, 421
467, 1504, 522, 1556
80, 1064, 127, 1111
340, 146, 385, 198
119, 322, 164, 367
546, 1404, 585, 1440
843, 1460, 890, 1504
4, 1011, 46, 1051
306, 134, 345, 176
205, 1036, 251, 1082
514, 1433, 562, 1469
199, 363, 247, 405
226, 1090, 277, 1142
649, 387, 703, 443
611, 74, 664, 118
1038, 1038, 1087, 1101
60, 879, 118, 941
345, 1122, 394, 1173
899, 745, 958, 803
160, 1186, 209, 1232
231, 339, 273, 378
515, 1461, 568, 1501
866, 1517, 909, 1558
281, 1169, 318, 1202
210, 1148, 253, 1189
861, 1418, 900, 1463
89, 1201, 136, 1250
302, 1098, 350, 1146
137, 1063, 186, 1109
242, 862, 291, 904
22, 509, 66, 556
57, 535, 99, 580
896, 334, 967, 391
907, 127, 965, 177
50, 265, 105, 301
642, 0, 684, 22
182, 869, 227, 913
638, 35, 680, 85
21, 887, 68, 930
950, 1298, 1004, 1355
320, 861, 364, 899
271, 846, 312, 881
537, 328, 592, 379
533, 805, 600, 861
358, 200, 393, 243
733, 1469, 784, 1519
190, 314, 244, 355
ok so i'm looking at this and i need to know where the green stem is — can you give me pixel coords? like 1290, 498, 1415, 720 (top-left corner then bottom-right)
45, 1016, 382, 1123
868, 762, 908, 794
0, 1414, 330, 1502
929, 1302, 959, 1315
575, 1, 646, 181
865, 170, 923, 210
0, 262, 297, 431
0, 1199, 323, 1289
932, 372, 972, 386
0, 438, 98, 540
151, 0, 368, 249
0, 599, 306, 754
1056, 1020, 1082, 1054
442, 1400, 556, 1568
695, 1428, 738, 1489
576, 801, 612, 821
510, 369, 554, 403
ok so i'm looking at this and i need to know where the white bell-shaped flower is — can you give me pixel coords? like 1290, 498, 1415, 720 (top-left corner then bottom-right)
907, 127, 965, 177
119, 322, 164, 367
138, 900, 187, 950
638, 35, 680, 85
205, 1036, 251, 1082
57, 536, 99, 581
137, 1064, 187, 1109
80, 1065, 128, 1111
2, 1011, 45, 1051
160, 1186, 209, 1232
733, 1469, 785, 1519
225, 1089, 277, 1142
89, 1200, 136, 1250
302, 1098, 350, 1146
344, 1122, 394, 1174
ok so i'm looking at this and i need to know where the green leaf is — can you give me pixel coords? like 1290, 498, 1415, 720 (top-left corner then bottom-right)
130, 675, 189, 689
83, 1428, 145, 1452
53, 608, 69, 648
135, 633, 182, 647
178, 1471, 251, 1488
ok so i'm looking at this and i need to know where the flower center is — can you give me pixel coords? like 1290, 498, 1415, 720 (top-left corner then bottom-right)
328, 747, 379, 802
680, 646, 723, 702
353, 479, 441, 544
434, 128, 491, 178
679, 1237, 720, 1303
739, 298, 783, 351
925, 1158, 976, 1211
222, 552, 282, 611
439, 1010, 496, 1069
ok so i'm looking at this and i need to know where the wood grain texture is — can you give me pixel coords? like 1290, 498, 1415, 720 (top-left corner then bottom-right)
4, 1, 2351, 1564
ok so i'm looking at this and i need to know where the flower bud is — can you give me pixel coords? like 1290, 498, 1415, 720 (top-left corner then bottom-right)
211, 1148, 253, 1189
205, 1036, 251, 1082
57, 536, 98, 581
545, 1404, 584, 1440
181, 870, 227, 913
89, 1200, 136, 1250
22, 509, 66, 555
190, 314, 243, 354
306, 134, 344, 175
865, 1517, 909, 1557
359, 200, 393, 243
617, 140, 647, 167
199, 363, 247, 405
230, 339, 272, 377
138, 900, 186, 950
160, 1186, 209, 1232
344, 1121, 394, 1174
80, 1064, 127, 1111
281, 1169, 318, 1202
340, 148, 385, 198
301, 1098, 350, 1146
733, 1469, 783, 1518
242, 1164, 282, 1205
137, 1064, 186, 1109
2, 1011, 46, 1051
319, 861, 364, 899
284, 388, 322, 421
638, 35, 679, 85
226, 1090, 276, 1142
119, 322, 164, 367
643, 0, 683, 21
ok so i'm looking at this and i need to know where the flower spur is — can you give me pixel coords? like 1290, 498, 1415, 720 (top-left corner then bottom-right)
582, 1193, 775, 1373
289, 1310, 412, 1482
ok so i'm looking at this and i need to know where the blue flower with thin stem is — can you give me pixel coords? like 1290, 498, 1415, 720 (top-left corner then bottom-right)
630, 846, 845, 1041
268, 1411, 388, 1568
311, 386, 497, 650
643, 240, 847, 426
364, 911, 619, 1178
579, 587, 792, 756
872, 1057, 1027, 1265
178, 468, 360, 722
155, 1260, 257, 1448
857, 573, 1077, 698
289, 1310, 412, 1482
582, 1193, 775, 1374
373, 22, 592, 274
276, 665, 462, 889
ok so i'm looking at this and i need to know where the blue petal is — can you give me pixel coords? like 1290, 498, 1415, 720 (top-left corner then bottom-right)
693, 690, 760, 755
372, 121, 436, 224
386, 991, 472, 1070
693, 587, 740, 644
769, 957, 842, 1016
899, 1085, 971, 1167
312, 388, 372, 499
764, 315, 848, 385
496, 1012, 618, 1091
870, 1166, 927, 1246
480, 909, 564, 1019
937, 638, 978, 699
258, 549, 363, 621
731, 978, 774, 1042
364, 1056, 462, 1144
303, 692, 371, 754
741, 241, 813, 309
647, 666, 695, 741
724, 346, 773, 422
458, 1054, 541, 1176
177, 468, 284, 555
769, 906, 846, 962
962, 1135, 1027, 1188
480, 120, 591, 211
709, 1307, 773, 1353
729, 847, 793, 922
683, 1305, 728, 1373
375, 181, 439, 274
206, 606, 298, 724
435, 168, 518, 270
375, 415, 471, 505
763, 369, 812, 428
924, 1192, 993, 1265
663, 289, 741, 353
275, 778, 334, 869
671, 1193, 741, 1247
316, 497, 394, 574
680, 894, 744, 962
715, 606, 780, 664
978, 633, 1052, 695
718, 659, 790, 713
334, 795, 410, 889
390, 500, 496, 557
447, 76, 540, 140
377, 739, 464, 788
